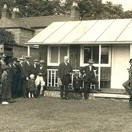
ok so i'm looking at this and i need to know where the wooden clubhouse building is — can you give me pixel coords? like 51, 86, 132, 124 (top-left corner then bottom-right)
26, 18, 132, 90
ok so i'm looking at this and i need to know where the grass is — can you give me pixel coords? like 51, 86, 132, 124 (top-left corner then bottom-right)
0, 96, 131, 132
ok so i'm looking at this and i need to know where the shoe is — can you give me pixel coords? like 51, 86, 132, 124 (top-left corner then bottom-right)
2, 101, 9, 104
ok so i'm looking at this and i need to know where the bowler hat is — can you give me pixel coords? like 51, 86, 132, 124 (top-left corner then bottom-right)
88, 59, 94, 64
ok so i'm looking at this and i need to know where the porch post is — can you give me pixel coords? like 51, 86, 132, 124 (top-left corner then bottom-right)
98, 45, 101, 89
130, 45, 132, 58
27, 45, 30, 56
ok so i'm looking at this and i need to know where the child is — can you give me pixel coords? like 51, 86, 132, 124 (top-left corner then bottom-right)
28, 74, 36, 98
73, 72, 83, 100
35, 73, 45, 96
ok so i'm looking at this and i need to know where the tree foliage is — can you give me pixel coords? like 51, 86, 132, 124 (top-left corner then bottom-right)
0, 29, 16, 45
0, 0, 132, 19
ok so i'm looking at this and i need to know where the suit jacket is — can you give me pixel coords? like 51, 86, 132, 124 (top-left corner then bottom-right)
18, 63, 26, 80
33, 64, 40, 77
58, 62, 72, 80
23, 61, 33, 78
80, 65, 96, 82
38, 65, 47, 78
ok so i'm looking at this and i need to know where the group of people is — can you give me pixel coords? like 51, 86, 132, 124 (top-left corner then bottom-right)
58, 56, 98, 100
0, 54, 47, 104
0, 53, 98, 104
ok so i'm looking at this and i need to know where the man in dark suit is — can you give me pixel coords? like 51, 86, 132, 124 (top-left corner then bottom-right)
17, 57, 26, 97
80, 59, 97, 100
58, 56, 72, 100
23, 56, 33, 97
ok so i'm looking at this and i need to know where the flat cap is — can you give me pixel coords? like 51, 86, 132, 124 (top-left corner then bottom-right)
34, 59, 39, 62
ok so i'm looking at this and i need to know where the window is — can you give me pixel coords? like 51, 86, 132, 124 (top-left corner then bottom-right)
84, 46, 99, 64
81, 45, 110, 66
50, 46, 58, 63
101, 46, 109, 64
48, 46, 69, 66
60, 47, 67, 63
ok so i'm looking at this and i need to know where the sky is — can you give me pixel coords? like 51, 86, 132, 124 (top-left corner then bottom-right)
102, 0, 132, 11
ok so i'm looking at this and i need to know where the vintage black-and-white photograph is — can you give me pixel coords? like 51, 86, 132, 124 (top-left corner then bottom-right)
0, 0, 132, 131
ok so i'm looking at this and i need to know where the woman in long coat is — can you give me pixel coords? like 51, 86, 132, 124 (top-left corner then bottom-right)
1, 59, 13, 104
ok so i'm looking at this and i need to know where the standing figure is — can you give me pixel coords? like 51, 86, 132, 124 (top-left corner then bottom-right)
80, 59, 97, 100
122, 58, 132, 109
73, 72, 83, 100
35, 73, 45, 96
28, 74, 36, 98
0, 54, 6, 95
33, 59, 40, 78
1, 57, 12, 104
36, 60, 47, 96
58, 56, 72, 100
23, 56, 33, 97
18, 57, 26, 97
11, 58, 20, 98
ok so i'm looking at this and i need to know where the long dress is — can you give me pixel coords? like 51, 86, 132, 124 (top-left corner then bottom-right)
1, 65, 12, 101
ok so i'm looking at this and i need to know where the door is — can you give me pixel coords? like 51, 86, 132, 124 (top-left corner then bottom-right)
111, 45, 130, 89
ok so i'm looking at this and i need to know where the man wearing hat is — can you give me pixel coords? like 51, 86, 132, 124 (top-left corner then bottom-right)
17, 57, 26, 97
80, 59, 97, 100
23, 56, 33, 97
33, 59, 40, 77
123, 58, 132, 109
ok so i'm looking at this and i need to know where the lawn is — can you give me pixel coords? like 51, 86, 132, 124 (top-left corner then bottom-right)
0, 96, 131, 132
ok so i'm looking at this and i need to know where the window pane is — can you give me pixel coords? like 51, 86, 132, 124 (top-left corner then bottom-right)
84, 46, 99, 64
50, 46, 58, 63
92, 46, 99, 63
101, 46, 109, 64
84, 47, 91, 63
60, 46, 67, 63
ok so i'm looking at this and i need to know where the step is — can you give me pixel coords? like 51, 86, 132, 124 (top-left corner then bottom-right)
92, 93, 130, 99
44, 90, 130, 99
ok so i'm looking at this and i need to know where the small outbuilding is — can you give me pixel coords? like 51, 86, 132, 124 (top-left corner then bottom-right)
27, 19, 132, 89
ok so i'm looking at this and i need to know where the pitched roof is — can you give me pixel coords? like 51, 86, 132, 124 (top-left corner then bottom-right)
0, 15, 75, 30
20, 15, 75, 28
0, 17, 32, 30
27, 19, 132, 45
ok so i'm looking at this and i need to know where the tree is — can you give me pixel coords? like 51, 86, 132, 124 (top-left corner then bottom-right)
0, 29, 16, 45
0, 0, 132, 19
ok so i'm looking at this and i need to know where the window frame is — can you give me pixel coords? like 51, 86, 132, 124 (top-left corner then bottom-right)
80, 45, 111, 67
47, 45, 69, 66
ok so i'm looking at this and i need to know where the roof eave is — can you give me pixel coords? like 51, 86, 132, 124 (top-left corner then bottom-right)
26, 41, 132, 45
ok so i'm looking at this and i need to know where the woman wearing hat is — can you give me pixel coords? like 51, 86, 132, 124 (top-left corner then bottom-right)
80, 59, 97, 100
1, 58, 13, 104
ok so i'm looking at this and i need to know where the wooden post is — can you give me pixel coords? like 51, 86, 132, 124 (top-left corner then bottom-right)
130, 45, 132, 58
27, 45, 30, 57
98, 45, 101, 89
